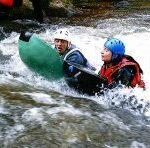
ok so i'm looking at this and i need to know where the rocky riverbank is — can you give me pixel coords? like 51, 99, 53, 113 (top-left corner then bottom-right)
0, 0, 150, 40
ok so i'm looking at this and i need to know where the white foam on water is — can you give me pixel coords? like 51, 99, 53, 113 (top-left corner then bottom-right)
22, 107, 44, 123
0, 17, 150, 114
46, 105, 91, 118
19, 92, 57, 104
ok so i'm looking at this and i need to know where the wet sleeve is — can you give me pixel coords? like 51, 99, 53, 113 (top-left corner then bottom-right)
108, 66, 135, 89
64, 52, 85, 76
66, 51, 85, 65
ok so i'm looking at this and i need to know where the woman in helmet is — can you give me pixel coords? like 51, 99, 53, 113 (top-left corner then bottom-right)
98, 38, 145, 89
54, 28, 95, 84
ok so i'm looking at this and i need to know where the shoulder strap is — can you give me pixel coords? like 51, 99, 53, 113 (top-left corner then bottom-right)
63, 48, 80, 61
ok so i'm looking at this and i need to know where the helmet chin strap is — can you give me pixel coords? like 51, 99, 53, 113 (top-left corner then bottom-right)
68, 42, 71, 49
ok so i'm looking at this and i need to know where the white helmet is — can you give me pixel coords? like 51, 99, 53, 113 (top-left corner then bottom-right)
54, 28, 71, 43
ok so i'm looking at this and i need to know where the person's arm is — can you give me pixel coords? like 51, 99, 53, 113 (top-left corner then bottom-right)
109, 66, 135, 89
67, 51, 85, 65
64, 51, 85, 76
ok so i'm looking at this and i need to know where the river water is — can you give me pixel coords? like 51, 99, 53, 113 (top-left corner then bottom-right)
0, 5, 150, 148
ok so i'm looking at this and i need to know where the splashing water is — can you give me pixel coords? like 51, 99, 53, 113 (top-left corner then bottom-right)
0, 14, 150, 147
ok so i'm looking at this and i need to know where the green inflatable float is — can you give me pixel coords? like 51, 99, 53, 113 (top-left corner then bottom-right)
18, 32, 64, 80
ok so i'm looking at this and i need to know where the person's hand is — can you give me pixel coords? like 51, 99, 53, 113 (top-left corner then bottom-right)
68, 65, 74, 73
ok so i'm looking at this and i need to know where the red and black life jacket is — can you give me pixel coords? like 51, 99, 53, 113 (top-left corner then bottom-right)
0, 0, 14, 7
98, 56, 145, 88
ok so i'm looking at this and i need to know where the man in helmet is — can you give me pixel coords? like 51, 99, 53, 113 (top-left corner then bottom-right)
54, 28, 95, 88
98, 37, 145, 89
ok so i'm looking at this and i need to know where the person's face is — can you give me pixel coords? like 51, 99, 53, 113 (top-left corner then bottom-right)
54, 39, 68, 54
101, 47, 112, 63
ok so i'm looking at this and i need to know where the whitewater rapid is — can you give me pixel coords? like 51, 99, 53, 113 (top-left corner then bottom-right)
0, 17, 150, 116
